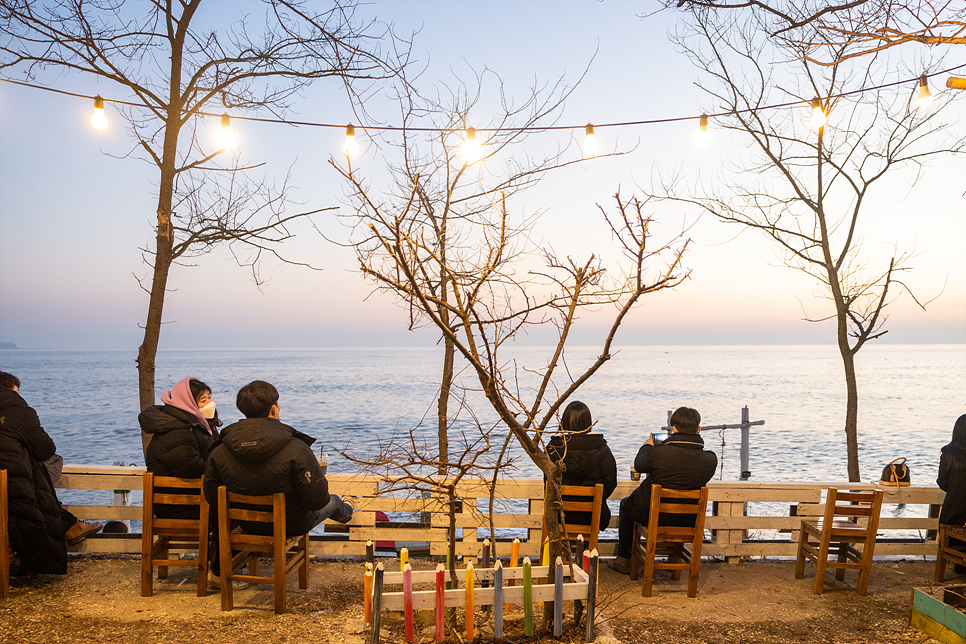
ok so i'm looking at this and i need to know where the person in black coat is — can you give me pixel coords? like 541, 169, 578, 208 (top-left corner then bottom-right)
139, 377, 221, 519
547, 401, 618, 532
938, 414, 966, 559
203, 380, 352, 538
607, 406, 718, 575
0, 372, 68, 574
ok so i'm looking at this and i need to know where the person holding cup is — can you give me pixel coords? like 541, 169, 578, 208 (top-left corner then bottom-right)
606, 406, 717, 575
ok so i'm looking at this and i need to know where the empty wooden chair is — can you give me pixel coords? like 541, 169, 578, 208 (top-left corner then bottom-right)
1, 469, 9, 599
935, 524, 966, 582
540, 482, 605, 554
217, 486, 309, 614
795, 487, 883, 595
629, 484, 709, 597
140, 472, 209, 597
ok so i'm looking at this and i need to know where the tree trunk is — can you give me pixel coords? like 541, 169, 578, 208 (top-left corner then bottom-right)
437, 321, 453, 475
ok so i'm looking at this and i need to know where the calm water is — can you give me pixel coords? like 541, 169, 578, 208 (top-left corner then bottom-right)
1, 345, 963, 535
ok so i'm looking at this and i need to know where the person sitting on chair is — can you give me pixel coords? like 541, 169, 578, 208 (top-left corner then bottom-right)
607, 406, 717, 575
547, 400, 617, 532
203, 379, 352, 542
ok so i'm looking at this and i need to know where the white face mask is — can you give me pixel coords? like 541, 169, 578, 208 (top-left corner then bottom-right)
200, 400, 216, 419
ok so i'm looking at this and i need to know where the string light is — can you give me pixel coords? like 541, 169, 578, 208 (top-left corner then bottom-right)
583, 123, 599, 157
1, 63, 962, 156
695, 114, 710, 145
461, 127, 483, 164
214, 113, 237, 151
811, 98, 827, 129
343, 123, 359, 157
916, 75, 934, 109
89, 95, 108, 130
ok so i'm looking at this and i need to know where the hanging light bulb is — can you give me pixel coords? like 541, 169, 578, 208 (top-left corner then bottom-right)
214, 113, 237, 151
811, 98, 827, 129
583, 123, 599, 157
89, 95, 108, 130
916, 75, 934, 109
460, 127, 483, 164
695, 114, 710, 145
343, 123, 360, 157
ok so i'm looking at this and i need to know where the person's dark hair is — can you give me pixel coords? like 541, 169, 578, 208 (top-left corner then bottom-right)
236, 380, 279, 419
561, 400, 593, 433
0, 371, 20, 390
952, 415, 966, 444
188, 379, 211, 404
670, 406, 701, 434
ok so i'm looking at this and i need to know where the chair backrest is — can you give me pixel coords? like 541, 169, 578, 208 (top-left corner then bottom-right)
142, 471, 208, 527
646, 484, 709, 541
821, 488, 884, 532
544, 482, 604, 552
218, 487, 287, 552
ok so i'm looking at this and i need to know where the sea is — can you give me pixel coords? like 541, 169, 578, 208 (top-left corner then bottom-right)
1, 344, 964, 537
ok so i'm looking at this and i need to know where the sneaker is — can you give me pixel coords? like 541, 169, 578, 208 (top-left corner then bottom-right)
606, 556, 631, 575
207, 571, 249, 592
65, 520, 103, 545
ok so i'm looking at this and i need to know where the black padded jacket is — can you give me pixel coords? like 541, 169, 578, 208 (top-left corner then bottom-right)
547, 432, 618, 530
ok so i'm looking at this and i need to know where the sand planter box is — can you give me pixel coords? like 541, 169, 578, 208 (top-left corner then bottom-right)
911, 585, 966, 644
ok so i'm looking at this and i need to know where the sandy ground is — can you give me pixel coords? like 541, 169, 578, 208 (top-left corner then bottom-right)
0, 554, 953, 643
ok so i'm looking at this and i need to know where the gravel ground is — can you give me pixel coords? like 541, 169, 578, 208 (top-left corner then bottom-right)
0, 555, 953, 643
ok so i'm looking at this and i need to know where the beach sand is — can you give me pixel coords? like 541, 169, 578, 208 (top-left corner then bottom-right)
0, 555, 946, 643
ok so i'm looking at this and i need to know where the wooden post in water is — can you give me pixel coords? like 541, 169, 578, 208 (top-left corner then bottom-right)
371, 563, 384, 644
740, 406, 751, 481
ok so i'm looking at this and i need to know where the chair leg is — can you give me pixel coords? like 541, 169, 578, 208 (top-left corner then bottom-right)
197, 536, 209, 598
274, 545, 286, 614
642, 537, 657, 597
219, 539, 233, 612
157, 536, 169, 580
795, 530, 808, 580
298, 535, 309, 590
670, 546, 683, 581
812, 536, 829, 595
141, 536, 154, 598
629, 524, 641, 581
936, 530, 947, 583
834, 544, 847, 581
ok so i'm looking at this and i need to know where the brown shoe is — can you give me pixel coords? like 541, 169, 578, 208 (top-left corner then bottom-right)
606, 556, 631, 575
65, 520, 102, 545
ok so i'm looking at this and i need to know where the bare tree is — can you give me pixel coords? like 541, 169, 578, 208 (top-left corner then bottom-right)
0, 0, 406, 449
652, 10, 965, 480
337, 128, 690, 624
663, 0, 966, 64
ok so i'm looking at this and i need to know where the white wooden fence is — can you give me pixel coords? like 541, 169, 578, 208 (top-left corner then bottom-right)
57, 465, 943, 562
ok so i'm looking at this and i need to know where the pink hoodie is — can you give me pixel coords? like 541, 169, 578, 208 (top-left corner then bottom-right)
160, 377, 212, 435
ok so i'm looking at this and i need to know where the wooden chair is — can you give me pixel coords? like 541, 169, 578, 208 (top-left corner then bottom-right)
935, 524, 966, 582
217, 486, 309, 614
795, 487, 883, 595
1, 469, 9, 599
140, 472, 209, 597
540, 482, 605, 554
629, 485, 709, 597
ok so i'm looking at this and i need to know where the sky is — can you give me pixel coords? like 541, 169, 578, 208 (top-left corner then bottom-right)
0, 1, 963, 351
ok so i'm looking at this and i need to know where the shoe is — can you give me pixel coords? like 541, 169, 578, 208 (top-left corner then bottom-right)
606, 556, 631, 575
65, 520, 102, 545
208, 571, 249, 592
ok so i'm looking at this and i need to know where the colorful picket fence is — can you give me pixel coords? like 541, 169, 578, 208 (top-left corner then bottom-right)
364, 550, 600, 643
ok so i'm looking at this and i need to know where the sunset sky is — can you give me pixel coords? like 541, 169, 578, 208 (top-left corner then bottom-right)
1, 1, 963, 351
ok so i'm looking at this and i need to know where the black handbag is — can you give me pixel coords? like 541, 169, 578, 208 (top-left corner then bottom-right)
879, 457, 911, 488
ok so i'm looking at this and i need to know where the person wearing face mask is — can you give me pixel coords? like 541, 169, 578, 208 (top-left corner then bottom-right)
138, 377, 221, 519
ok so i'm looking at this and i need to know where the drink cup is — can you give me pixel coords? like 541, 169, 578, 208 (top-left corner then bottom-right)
630, 466, 640, 481
318, 450, 328, 477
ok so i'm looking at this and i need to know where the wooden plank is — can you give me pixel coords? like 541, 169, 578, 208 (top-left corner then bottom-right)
350, 527, 447, 541
324, 511, 375, 527
68, 537, 142, 554
431, 513, 542, 529
911, 610, 966, 644
64, 505, 142, 521
704, 516, 939, 531
57, 473, 145, 491
63, 465, 147, 476
380, 580, 589, 611
708, 489, 823, 503
349, 498, 441, 512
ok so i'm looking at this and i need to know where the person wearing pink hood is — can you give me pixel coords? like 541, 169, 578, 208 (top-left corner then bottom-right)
138, 377, 221, 519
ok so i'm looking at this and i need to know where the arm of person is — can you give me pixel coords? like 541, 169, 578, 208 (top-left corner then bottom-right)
634, 439, 656, 474
19, 407, 57, 462
163, 431, 207, 479
601, 445, 619, 500
202, 457, 222, 506
291, 446, 329, 511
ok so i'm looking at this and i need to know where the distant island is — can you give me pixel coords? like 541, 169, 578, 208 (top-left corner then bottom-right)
0, 342, 19, 350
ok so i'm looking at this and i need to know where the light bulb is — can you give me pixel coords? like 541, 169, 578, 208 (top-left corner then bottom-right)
89, 95, 108, 130
695, 114, 710, 146
916, 75, 934, 110
583, 123, 599, 157
811, 98, 827, 129
214, 113, 237, 151
343, 123, 359, 157
461, 127, 483, 164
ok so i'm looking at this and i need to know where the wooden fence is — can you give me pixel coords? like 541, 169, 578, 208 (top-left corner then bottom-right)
56, 465, 944, 562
